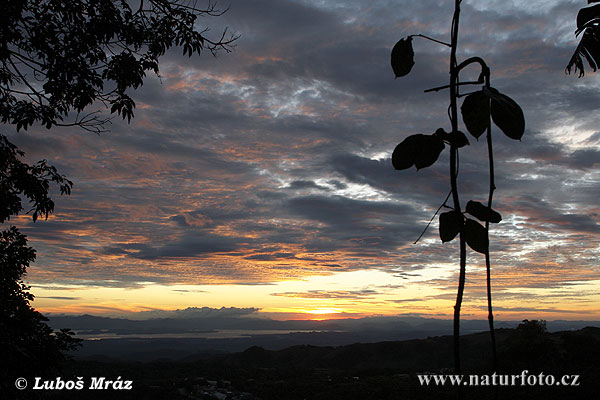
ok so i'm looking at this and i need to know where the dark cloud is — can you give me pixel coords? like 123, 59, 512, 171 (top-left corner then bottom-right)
37, 296, 81, 301
127, 233, 245, 260
285, 194, 426, 254
285, 180, 329, 191
568, 148, 600, 169
133, 306, 260, 319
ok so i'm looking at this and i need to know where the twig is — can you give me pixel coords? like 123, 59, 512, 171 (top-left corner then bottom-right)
414, 190, 453, 244
424, 80, 483, 93
410, 34, 451, 47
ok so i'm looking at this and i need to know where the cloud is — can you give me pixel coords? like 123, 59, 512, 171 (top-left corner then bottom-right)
271, 289, 379, 300
37, 296, 81, 301
126, 233, 245, 260
6, 0, 599, 320
132, 306, 260, 319
474, 306, 590, 315
285, 180, 330, 191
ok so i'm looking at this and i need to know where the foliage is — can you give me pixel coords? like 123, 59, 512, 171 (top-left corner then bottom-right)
389, 0, 525, 376
501, 320, 556, 372
0, 227, 81, 390
0, 138, 79, 390
566, 1, 600, 77
1, 0, 237, 133
0, 135, 72, 223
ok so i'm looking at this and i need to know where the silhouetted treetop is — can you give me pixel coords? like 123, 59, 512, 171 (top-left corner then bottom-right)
0, 226, 81, 391
1, 0, 238, 133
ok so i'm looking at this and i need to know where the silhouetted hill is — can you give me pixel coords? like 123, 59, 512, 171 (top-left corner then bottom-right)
210, 325, 600, 373
211, 329, 506, 372
17, 325, 598, 400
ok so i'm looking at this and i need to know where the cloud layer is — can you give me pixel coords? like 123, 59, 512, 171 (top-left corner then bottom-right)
6, 0, 600, 318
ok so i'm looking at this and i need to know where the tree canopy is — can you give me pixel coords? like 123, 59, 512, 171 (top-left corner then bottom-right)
1, 0, 237, 133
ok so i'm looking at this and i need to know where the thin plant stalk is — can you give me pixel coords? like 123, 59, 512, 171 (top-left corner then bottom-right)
449, 0, 467, 379
484, 72, 498, 373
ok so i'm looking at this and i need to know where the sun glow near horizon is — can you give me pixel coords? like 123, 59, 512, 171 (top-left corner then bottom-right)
28, 268, 600, 321
300, 308, 344, 320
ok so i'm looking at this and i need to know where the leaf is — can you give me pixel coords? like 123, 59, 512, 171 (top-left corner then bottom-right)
484, 87, 525, 141
391, 37, 415, 78
577, 4, 600, 32
414, 134, 445, 170
464, 218, 489, 254
392, 133, 445, 170
392, 134, 420, 170
568, 3, 600, 76
566, 16, 600, 77
461, 90, 490, 139
439, 211, 463, 243
465, 200, 502, 223
446, 130, 470, 148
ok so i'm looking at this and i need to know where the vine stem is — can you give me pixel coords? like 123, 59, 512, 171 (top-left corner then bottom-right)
484, 72, 499, 374
449, 1, 467, 390
451, 55, 498, 375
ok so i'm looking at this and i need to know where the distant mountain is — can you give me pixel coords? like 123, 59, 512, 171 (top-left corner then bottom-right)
49, 314, 600, 362
48, 313, 599, 337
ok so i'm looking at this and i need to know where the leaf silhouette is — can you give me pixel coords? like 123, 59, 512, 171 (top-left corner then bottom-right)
414, 135, 445, 170
391, 37, 415, 78
461, 90, 490, 139
439, 211, 463, 243
464, 218, 489, 254
392, 134, 445, 171
566, 4, 600, 77
465, 200, 502, 223
484, 87, 525, 141
577, 3, 600, 32
392, 134, 421, 170
446, 130, 470, 148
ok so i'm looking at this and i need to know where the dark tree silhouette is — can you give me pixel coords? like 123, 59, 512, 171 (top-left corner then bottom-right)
0, 135, 78, 392
1, 0, 237, 391
501, 320, 557, 372
0, 228, 81, 386
1, 0, 237, 133
390, 0, 525, 386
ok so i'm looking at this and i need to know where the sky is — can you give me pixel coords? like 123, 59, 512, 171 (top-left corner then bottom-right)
6, 0, 600, 321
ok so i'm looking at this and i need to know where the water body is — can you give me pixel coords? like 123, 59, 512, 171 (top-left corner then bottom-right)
78, 329, 335, 340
